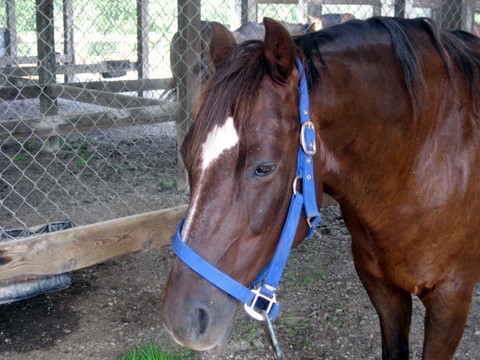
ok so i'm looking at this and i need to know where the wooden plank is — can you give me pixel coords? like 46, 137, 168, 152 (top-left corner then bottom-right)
0, 205, 188, 285
56, 62, 136, 75
0, 102, 179, 142
0, 54, 72, 67
0, 61, 135, 78
50, 84, 164, 108
0, 56, 38, 67
68, 78, 175, 93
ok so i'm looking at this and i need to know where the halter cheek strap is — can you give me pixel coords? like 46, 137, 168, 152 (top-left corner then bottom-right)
171, 59, 321, 321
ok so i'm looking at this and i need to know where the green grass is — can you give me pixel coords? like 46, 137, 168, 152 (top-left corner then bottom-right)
76, 147, 95, 167
118, 340, 195, 360
157, 174, 177, 192
60, 137, 96, 167
12, 154, 28, 162
25, 139, 39, 152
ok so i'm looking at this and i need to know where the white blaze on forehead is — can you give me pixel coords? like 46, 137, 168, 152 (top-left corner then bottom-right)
181, 116, 239, 241
201, 116, 239, 170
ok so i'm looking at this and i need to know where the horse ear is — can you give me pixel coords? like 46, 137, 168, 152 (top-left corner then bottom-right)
263, 17, 296, 83
210, 22, 236, 70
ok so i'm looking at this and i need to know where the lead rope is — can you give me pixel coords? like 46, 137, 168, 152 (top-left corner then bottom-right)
262, 310, 285, 359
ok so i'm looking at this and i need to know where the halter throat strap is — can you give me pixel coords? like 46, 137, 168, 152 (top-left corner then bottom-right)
171, 59, 321, 321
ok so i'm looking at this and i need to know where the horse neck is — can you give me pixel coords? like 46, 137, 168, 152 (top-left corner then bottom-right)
309, 55, 419, 214
312, 60, 473, 218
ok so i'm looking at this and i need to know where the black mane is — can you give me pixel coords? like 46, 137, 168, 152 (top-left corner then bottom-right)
295, 17, 480, 113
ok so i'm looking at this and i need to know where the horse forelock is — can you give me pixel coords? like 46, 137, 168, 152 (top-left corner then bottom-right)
183, 41, 267, 171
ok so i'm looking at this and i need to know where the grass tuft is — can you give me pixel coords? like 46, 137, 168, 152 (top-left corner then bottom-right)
118, 340, 195, 360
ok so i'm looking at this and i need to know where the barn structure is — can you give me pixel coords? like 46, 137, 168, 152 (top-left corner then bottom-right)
0, 0, 478, 296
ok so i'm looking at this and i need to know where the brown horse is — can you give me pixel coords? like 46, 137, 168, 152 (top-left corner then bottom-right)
161, 17, 480, 359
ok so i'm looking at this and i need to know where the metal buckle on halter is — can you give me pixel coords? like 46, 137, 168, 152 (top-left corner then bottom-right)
300, 121, 316, 156
244, 286, 278, 321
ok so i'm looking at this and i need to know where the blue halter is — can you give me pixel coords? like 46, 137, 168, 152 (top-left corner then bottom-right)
171, 59, 321, 321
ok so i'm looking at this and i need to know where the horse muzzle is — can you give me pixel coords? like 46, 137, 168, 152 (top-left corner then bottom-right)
160, 264, 238, 351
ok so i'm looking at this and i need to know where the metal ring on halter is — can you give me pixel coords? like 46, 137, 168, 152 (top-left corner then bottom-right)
292, 176, 299, 195
244, 286, 278, 321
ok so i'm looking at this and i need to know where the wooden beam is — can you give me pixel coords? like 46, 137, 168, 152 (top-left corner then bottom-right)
0, 56, 38, 67
0, 102, 179, 142
0, 205, 187, 285
0, 54, 72, 67
0, 79, 166, 101
50, 84, 164, 108
57, 62, 136, 76
0, 61, 135, 78
68, 78, 175, 93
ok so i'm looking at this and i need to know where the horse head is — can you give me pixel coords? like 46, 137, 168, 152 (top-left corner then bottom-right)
161, 18, 317, 350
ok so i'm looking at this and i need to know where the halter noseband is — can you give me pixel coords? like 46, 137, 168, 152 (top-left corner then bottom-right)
171, 59, 321, 322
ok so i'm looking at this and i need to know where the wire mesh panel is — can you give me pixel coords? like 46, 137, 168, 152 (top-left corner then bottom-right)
0, 0, 478, 235
0, 0, 184, 233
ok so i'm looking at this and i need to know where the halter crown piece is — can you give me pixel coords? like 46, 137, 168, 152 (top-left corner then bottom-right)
171, 59, 321, 322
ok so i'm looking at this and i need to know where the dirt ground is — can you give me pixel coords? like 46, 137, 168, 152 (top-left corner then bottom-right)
0, 210, 479, 360
0, 117, 479, 359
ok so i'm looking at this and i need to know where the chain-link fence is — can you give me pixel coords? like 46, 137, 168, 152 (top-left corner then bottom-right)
0, 0, 478, 235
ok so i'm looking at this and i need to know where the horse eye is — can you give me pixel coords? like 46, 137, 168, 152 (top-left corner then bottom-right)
255, 164, 276, 177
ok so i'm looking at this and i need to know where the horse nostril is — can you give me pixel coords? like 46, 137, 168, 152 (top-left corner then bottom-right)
193, 307, 210, 337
